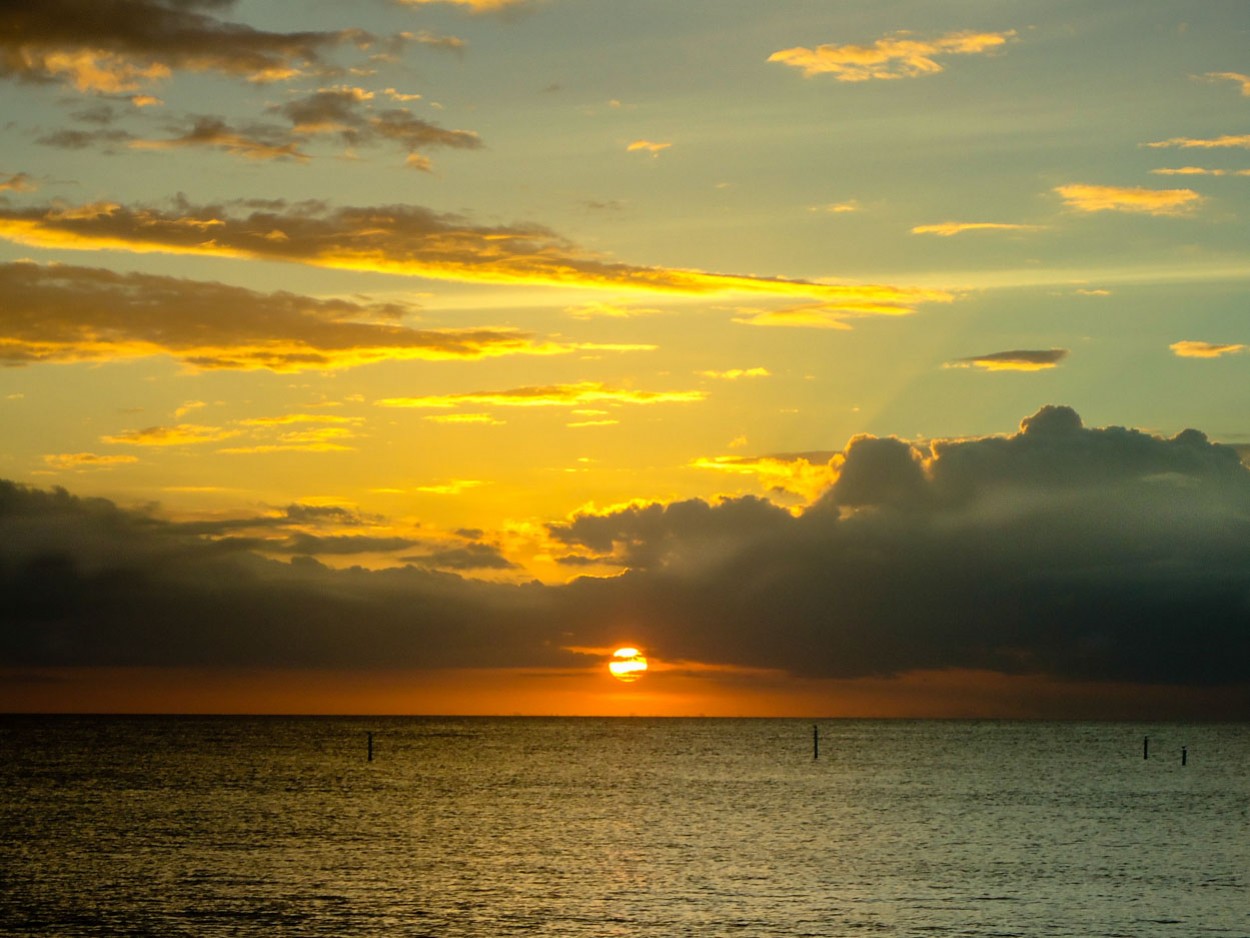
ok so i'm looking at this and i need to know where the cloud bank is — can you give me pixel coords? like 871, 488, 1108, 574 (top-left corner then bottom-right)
3, 407, 1248, 714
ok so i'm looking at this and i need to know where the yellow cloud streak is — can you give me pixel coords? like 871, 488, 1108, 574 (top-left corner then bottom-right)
1144, 134, 1250, 150
1170, 340, 1246, 359
101, 424, 240, 446
912, 222, 1044, 236
0, 201, 947, 307
42, 452, 140, 470
376, 382, 706, 409
1054, 184, 1203, 215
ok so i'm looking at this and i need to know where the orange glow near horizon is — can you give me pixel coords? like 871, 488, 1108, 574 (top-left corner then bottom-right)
2, 666, 1244, 720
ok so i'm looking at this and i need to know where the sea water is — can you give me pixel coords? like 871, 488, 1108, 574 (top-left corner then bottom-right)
1, 717, 1247, 937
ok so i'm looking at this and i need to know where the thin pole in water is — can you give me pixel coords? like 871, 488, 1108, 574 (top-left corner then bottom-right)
368, 731, 374, 762
1181, 745, 1187, 767
813, 724, 819, 760
1143, 735, 1149, 760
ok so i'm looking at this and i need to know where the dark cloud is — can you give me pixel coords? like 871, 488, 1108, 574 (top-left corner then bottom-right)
3, 407, 1249, 713
947, 348, 1069, 371
402, 543, 518, 570
281, 534, 423, 556
0, 0, 369, 91
35, 128, 136, 150
132, 115, 308, 161
272, 89, 482, 168
0, 260, 595, 371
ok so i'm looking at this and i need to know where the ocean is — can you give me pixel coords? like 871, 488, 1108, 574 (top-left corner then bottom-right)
1, 717, 1247, 937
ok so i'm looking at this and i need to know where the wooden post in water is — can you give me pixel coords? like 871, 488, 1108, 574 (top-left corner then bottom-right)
1181, 745, 1187, 767
1143, 735, 1149, 760
813, 724, 819, 760
368, 731, 374, 762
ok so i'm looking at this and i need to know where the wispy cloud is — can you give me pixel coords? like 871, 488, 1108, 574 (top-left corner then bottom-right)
911, 222, 1044, 236
945, 348, 1068, 372
101, 424, 240, 447
1149, 166, 1250, 177
1170, 340, 1246, 359
394, 0, 534, 11
1054, 183, 1203, 215
769, 30, 1015, 81
0, 261, 614, 372
1144, 134, 1250, 150
42, 452, 140, 470
1201, 71, 1250, 95
696, 368, 771, 380
733, 295, 943, 330
626, 140, 671, 155
130, 116, 309, 162
0, 199, 947, 306
0, 172, 36, 192
376, 382, 706, 409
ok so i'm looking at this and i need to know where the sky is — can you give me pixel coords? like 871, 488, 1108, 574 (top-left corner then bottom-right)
1, 0, 1249, 717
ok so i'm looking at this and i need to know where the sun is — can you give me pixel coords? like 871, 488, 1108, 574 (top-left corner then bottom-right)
608, 646, 648, 683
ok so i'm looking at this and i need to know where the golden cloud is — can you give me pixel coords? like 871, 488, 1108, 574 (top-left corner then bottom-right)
733, 294, 941, 330
627, 140, 671, 155
376, 382, 706, 409
945, 349, 1068, 372
769, 30, 1015, 81
0, 1, 369, 91
1144, 134, 1250, 150
1170, 340, 1246, 359
0, 261, 631, 372
0, 200, 946, 307
1054, 183, 1203, 215
911, 222, 1044, 236
101, 424, 241, 447
690, 453, 838, 501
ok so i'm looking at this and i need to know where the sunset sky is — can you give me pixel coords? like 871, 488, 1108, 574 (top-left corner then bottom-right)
2, 0, 1249, 717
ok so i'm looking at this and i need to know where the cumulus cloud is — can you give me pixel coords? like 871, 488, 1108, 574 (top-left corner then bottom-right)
1170, 340, 1246, 359
768, 30, 1015, 81
0, 261, 621, 371
945, 348, 1069, 372
0, 0, 370, 92
0, 199, 949, 307
3, 406, 1249, 712
1054, 183, 1203, 215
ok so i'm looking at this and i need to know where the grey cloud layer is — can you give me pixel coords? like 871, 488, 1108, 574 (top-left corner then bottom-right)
0, 261, 577, 370
3, 408, 1248, 709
